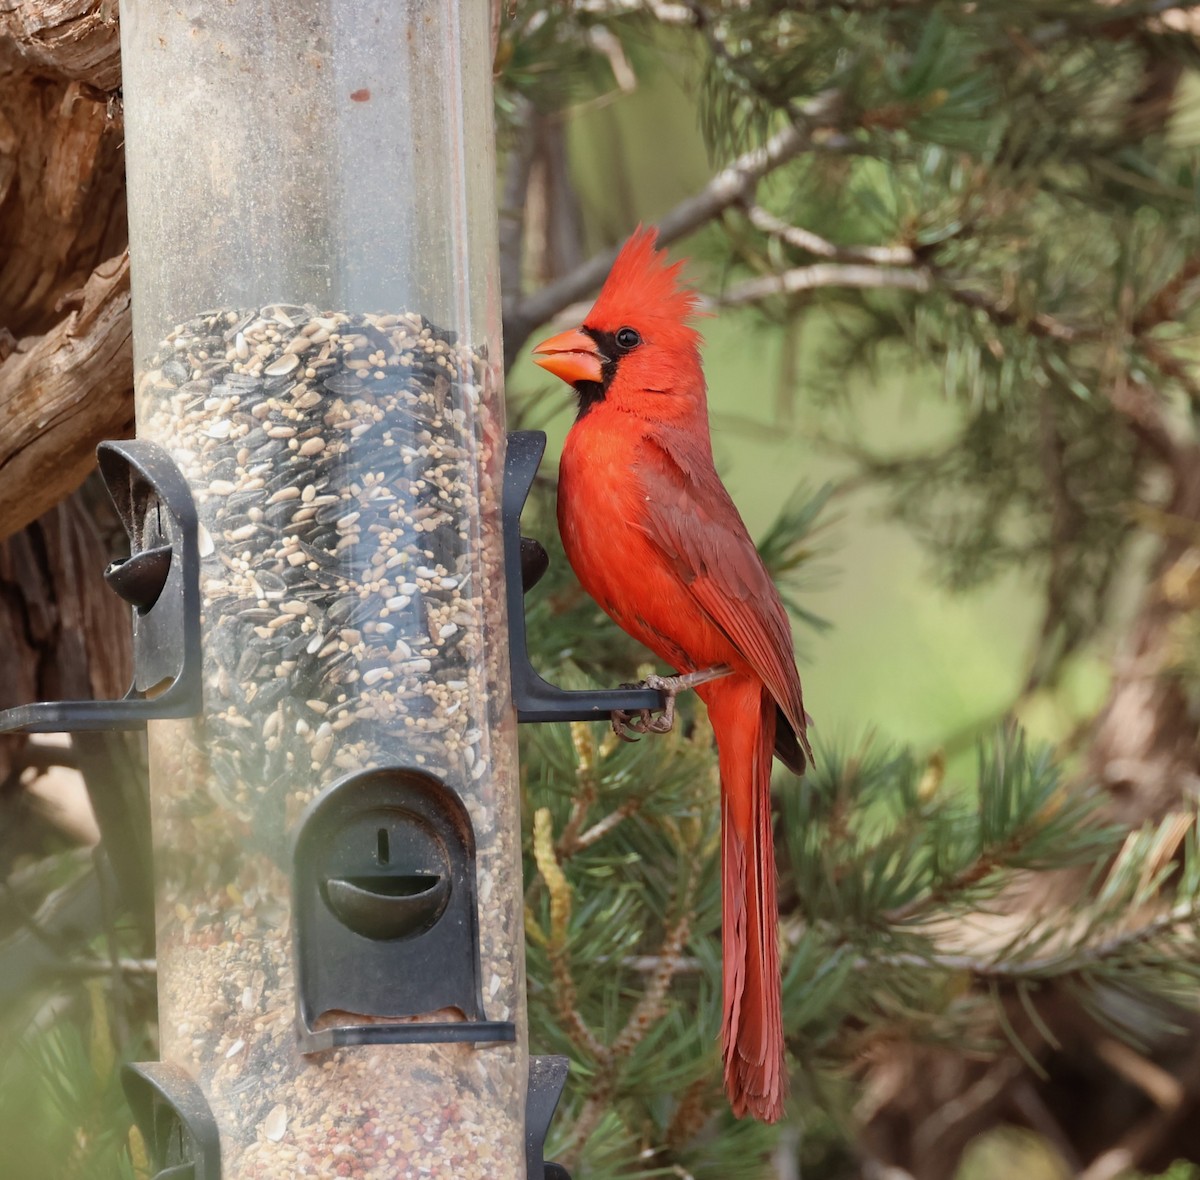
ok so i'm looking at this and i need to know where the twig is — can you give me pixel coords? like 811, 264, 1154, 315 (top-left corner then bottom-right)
720, 264, 930, 305
882, 861, 1001, 926
912, 1058, 1024, 1158
504, 117, 832, 357
936, 276, 1080, 342
1009, 1078, 1085, 1174
744, 203, 916, 267
610, 877, 696, 1060
1133, 251, 1200, 335
571, 798, 642, 853
737, 204, 1087, 354
556, 786, 598, 861
1022, 384, 1082, 694
588, 25, 637, 92
1141, 336, 1200, 410
1094, 1038, 1184, 1111
1107, 373, 1179, 464
863, 893, 1200, 981
556, 722, 602, 858
666, 1075, 718, 1155
52, 957, 157, 978
619, 953, 703, 973
570, 0, 696, 22
1079, 1036, 1200, 1180
498, 95, 538, 329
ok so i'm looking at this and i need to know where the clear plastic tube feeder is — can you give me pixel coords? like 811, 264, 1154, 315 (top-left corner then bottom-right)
119, 1, 524, 1175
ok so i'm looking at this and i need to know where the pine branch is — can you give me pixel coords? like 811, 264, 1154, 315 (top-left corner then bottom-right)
503, 113, 840, 359
720, 262, 930, 304
570, 0, 695, 23
572, 799, 643, 853
533, 807, 608, 1060
610, 869, 696, 1061
857, 893, 1200, 982
559, 868, 699, 1172
743, 202, 917, 266
987, 895, 1200, 983
1133, 250, 1200, 335
934, 274, 1081, 343
881, 847, 1018, 927
734, 203, 1083, 344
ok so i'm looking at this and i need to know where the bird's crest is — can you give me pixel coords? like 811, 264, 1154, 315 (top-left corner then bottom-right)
586, 225, 703, 334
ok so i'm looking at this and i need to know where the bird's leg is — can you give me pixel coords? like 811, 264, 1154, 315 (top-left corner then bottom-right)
642, 664, 733, 733
610, 664, 733, 740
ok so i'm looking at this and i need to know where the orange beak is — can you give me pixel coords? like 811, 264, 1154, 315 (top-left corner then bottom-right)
531, 327, 604, 386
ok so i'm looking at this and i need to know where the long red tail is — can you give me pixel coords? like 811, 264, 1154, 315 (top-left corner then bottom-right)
706, 677, 787, 1123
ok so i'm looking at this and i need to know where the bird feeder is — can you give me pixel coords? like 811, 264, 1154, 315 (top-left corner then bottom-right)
0, 1, 576, 1176
0, 2, 673, 1176
118, 0, 537, 1172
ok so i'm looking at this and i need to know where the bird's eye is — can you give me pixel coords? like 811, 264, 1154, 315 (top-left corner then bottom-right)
615, 326, 641, 351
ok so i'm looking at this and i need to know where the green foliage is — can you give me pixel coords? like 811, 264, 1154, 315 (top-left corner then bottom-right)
496, 1, 1200, 687
518, 473, 1200, 1177
0, 976, 144, 1180
691, 0, 1200, 681
9, 4, 1200, 1178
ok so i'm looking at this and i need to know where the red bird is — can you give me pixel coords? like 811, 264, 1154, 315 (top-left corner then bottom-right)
532, 227, 813, 1123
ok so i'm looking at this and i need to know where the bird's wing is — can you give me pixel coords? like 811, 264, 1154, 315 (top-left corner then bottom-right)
635, 428, 813, 765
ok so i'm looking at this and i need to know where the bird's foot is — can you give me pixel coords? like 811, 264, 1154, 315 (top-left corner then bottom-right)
610, 664, 733, 741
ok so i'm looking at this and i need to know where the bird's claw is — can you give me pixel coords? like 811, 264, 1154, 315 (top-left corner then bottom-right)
610, 708, 649, 741
608, 665, 734, 742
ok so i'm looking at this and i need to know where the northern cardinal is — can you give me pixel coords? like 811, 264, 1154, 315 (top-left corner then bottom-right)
532, 227, 813, 1123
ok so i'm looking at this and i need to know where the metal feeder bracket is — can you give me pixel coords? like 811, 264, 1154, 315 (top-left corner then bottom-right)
123, 1062, 221, 1180
527, 1054, 572, 1180
503, 430, 662, 724
0, 439, 202, 733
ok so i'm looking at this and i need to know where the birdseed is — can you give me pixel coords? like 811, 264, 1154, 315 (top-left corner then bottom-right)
138, 305, 525, 1178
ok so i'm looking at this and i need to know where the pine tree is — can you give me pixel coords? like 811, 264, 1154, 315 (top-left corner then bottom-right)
495, 3, 1200, 1177
4, 3, 1200, 1178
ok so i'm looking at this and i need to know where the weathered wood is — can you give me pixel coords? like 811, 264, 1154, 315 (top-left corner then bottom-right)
0, 6, 132, 543
0, 0, 121, 90
0, 472, 133, 781
0, 473, 132, 709
0, 251, 133, 541
0, 75, 126, 338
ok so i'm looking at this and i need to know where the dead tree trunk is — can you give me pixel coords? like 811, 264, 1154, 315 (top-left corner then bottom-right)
0, 1, 133, 540
0, 3, 145, 932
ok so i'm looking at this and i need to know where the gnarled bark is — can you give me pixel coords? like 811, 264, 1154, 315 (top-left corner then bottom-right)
0, 250, 133, 540
0, 0, 121, 89
0, 4, 130, 539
